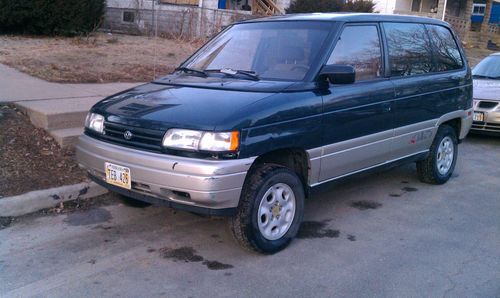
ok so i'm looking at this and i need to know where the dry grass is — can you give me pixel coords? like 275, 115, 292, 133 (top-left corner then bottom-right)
0, 33, 200, 83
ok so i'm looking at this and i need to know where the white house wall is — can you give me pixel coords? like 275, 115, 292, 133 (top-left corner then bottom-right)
373, 0, 397, 13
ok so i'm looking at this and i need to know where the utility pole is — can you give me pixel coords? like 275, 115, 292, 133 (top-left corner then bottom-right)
442, 0, 448, 21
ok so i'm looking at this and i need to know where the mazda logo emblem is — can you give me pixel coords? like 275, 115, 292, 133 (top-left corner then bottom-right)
123, 130, 133, 140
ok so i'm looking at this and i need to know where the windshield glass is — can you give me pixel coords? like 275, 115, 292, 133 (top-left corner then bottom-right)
183, 21, 333, 81
472, 55, 500, 79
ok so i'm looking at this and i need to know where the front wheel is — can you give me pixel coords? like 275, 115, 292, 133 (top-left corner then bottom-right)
229, 164, 305, 254
416, 125, 458, 185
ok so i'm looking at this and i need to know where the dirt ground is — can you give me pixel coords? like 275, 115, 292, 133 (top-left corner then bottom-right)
0, 33, 198, 83
0, 105, 87, 197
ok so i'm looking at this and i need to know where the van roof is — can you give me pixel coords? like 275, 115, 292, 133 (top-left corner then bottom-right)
240, 13, 449, 26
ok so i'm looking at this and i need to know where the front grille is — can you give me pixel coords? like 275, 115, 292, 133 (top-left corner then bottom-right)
478, 101, 499, 109
99, 122, 165, 152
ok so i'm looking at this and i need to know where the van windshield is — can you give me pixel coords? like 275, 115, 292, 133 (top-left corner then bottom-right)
182, 21, 333, 81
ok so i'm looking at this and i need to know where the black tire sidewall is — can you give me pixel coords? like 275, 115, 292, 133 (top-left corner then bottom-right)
247, 169, 305, 253
430, 126, 458, 183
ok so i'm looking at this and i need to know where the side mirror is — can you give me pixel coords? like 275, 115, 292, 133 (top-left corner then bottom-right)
319, 65, 355, 85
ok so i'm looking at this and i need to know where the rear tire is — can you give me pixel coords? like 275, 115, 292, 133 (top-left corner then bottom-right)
118, 194, 152, 208
416, 125, 458, 185
229, 164, 305, 254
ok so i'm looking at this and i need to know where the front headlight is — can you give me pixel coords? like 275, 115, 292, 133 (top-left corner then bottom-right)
162, 129, 239, 152
85, 113, 105, 134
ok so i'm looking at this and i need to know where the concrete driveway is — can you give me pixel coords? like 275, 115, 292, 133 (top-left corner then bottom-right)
1, 135, 499, 297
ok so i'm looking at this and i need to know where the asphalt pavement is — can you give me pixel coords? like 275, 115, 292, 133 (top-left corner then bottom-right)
1, 134, 499, 297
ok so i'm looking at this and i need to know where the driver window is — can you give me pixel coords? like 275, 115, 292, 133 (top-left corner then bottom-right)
327, 25, 382, 81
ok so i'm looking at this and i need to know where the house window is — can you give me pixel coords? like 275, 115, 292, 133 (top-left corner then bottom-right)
123, 11, 135, 23
472, 3, 486, 15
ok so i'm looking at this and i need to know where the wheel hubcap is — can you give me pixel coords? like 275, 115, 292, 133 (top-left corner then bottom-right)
436, 136, 454, 175
257, 183, 296, 241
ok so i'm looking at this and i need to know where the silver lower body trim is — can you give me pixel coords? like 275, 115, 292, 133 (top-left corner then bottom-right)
310, 150, 429, 187
309, 109, 471, 186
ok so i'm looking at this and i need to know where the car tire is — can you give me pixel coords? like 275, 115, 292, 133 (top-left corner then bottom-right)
228, 164, 305, 254
416, 125, 458, 185
118, 194, 152, 208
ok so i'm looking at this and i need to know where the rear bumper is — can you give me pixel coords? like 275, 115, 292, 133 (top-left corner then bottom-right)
76, 135, 255, 213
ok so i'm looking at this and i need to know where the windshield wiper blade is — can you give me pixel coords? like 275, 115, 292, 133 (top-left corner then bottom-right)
175, 67, 208, 77
207, 68, 260, 81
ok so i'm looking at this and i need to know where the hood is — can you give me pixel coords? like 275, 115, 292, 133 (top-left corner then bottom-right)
91, 82, 276, 131
473, 79, 500, 101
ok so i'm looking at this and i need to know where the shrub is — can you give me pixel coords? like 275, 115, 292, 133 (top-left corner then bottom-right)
286, 0, 376, 13
0, 0, 106, 36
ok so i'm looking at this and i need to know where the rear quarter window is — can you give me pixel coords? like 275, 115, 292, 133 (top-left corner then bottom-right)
383, 22, 433, 77
425, 25, 464, 71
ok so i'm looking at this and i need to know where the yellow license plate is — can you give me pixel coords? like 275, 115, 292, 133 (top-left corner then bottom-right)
105, 162, 131, 189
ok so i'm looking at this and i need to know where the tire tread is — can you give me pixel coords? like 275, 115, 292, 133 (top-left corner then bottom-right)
228, 163, 288, 253
416, 125, 457, 185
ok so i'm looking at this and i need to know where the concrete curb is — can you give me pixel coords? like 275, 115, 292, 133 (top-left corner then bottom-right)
0, 182, 108, 217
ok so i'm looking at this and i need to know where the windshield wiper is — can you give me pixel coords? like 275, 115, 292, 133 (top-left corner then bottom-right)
207, 68, 260, 81
175, 67, 208, 78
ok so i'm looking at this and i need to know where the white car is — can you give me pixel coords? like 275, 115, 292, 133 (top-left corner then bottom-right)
471, 52, 500, 135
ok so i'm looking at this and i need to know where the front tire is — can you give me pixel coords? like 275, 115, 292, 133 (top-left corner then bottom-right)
229, 164, 305, 254
417, 125, 458, 185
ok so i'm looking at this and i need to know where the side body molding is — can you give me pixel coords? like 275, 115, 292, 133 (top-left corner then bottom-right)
305, 109, 471, 187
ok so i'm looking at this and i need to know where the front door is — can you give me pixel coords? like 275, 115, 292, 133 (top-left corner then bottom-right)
319, 24, 395, 182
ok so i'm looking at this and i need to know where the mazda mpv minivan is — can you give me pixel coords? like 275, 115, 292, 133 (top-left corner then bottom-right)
77, 13, 473, 253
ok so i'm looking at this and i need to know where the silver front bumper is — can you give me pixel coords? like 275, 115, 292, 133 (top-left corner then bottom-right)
76, 135, 255, 210
471, 103, 500, 134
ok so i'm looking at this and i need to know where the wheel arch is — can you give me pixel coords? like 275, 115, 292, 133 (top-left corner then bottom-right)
441, 118, 461, 140
436, 109, 473, 141
244, 148, 311, 197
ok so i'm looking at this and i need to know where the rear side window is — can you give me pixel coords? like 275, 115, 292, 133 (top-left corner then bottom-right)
327, 25, 382, 81
383, 23, 433, 77
426, 25, 464, 71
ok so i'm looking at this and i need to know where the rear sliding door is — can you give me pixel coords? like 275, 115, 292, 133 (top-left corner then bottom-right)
382, 22, 468, 159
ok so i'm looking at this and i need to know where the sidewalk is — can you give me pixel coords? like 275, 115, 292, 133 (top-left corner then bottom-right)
0, 64, 141, 103
0, 64, 142, 214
